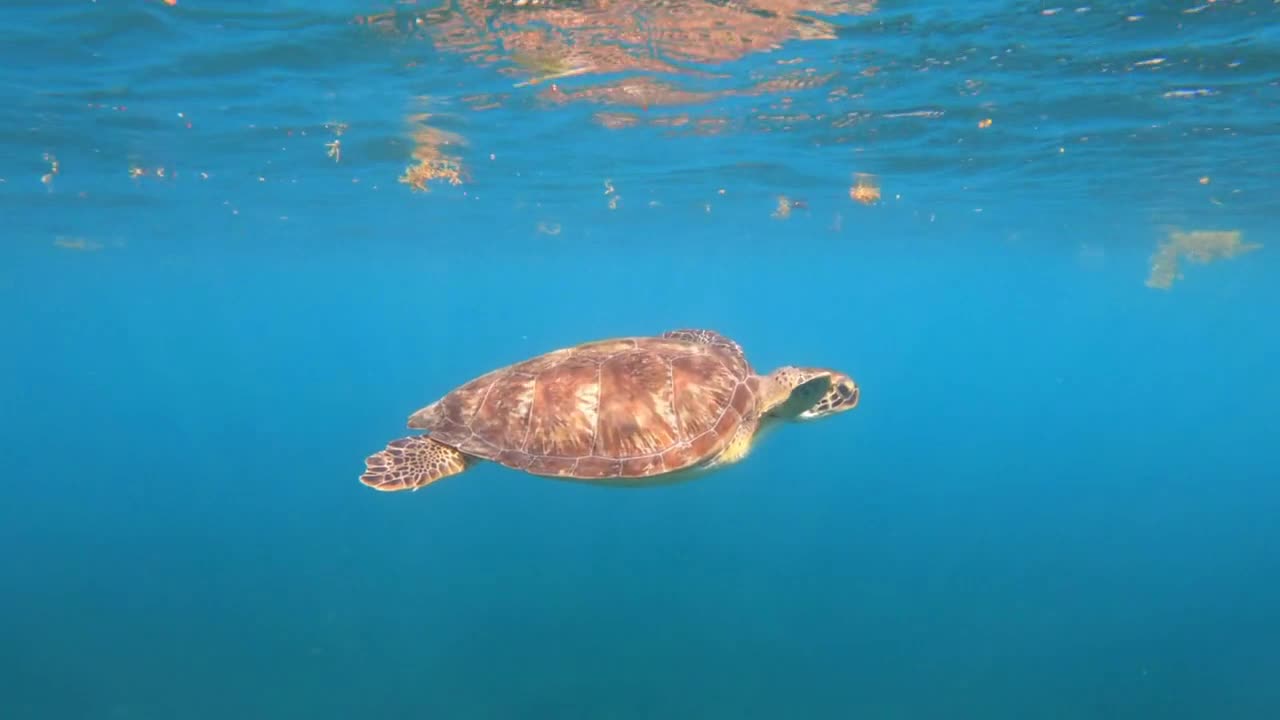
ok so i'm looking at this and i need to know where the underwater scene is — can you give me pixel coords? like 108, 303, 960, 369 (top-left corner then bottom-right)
3, 0, 1279, 718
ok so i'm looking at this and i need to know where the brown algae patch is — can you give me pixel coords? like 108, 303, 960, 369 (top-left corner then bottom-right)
53, 236, 103, 252
1145, 229, 1260, 289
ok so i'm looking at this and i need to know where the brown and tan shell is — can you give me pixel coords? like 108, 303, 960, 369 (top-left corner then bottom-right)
405, 335, 759, 480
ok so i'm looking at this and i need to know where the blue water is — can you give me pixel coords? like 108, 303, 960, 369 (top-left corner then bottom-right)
3, 1, 1279, 717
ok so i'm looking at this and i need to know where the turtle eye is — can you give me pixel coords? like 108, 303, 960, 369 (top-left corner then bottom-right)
834, 382, 858, 407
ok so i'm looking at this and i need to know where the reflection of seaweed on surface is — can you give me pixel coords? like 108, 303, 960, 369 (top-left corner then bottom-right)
1145, 229, 1261, 289
541, 76, 720, 109
593, 111, 640, 129
357, 0, 878, 103
509, 49, 595, 87
397, 112, 467, 192
355, 0, 881, 188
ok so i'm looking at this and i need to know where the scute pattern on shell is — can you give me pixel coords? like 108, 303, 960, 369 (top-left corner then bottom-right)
408, 336, 757, 479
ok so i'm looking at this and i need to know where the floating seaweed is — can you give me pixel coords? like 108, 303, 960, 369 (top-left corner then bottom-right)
1145, 229, 1261, 290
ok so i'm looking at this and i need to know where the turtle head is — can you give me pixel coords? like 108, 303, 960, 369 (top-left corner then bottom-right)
761, 366, 860, 422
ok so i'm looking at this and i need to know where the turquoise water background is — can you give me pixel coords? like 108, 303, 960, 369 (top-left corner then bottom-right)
3, 1, 1279, 717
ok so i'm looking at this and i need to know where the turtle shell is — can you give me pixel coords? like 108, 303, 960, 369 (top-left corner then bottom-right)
406, 336, 758, 480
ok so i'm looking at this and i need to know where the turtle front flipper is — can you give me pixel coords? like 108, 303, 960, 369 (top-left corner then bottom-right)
705, 415, 760, 469
360, 436, 472, 492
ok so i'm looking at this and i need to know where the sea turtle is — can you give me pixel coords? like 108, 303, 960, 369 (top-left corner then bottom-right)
359, 328, 860, 492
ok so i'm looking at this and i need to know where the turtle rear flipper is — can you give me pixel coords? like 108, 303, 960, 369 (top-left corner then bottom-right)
360, 436, 471, 492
